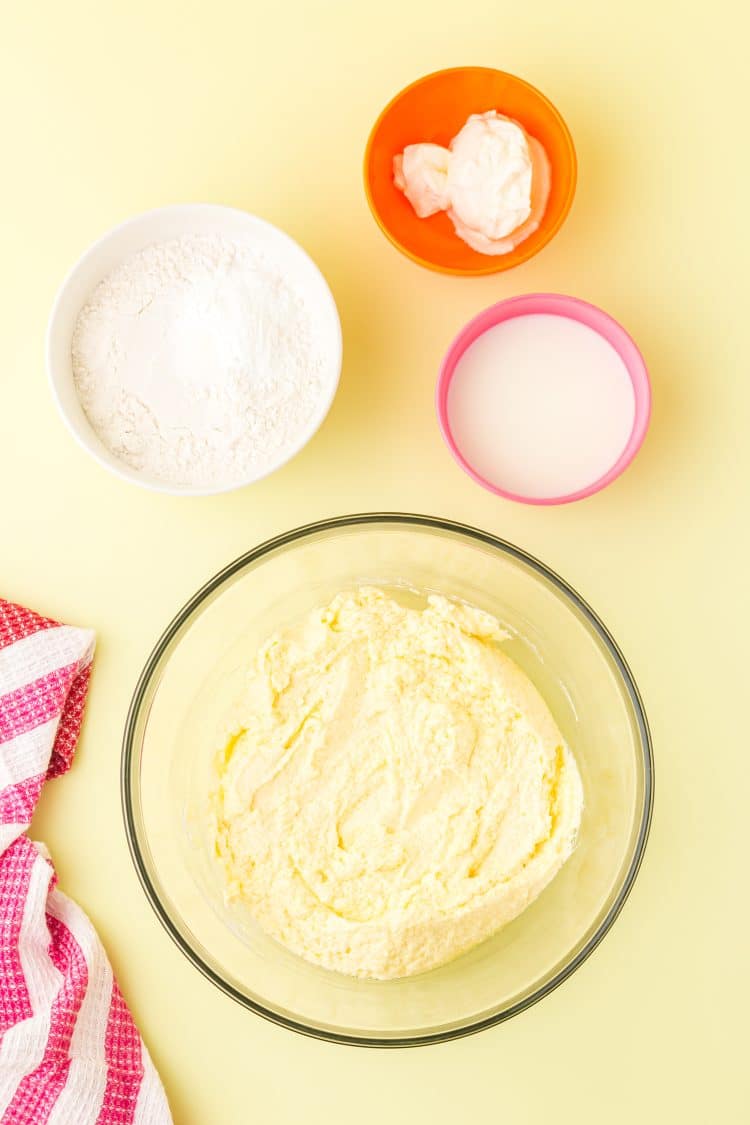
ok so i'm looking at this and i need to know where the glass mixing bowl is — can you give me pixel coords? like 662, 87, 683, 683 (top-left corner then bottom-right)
122, 514, 652, 1046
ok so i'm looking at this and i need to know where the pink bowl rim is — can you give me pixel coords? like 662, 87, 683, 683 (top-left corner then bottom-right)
435, 293, 652, 505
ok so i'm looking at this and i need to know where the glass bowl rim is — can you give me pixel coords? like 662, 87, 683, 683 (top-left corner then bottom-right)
121, 512, 654, 1047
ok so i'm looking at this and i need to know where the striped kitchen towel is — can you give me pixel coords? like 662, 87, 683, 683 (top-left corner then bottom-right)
0, 599, 172, 1124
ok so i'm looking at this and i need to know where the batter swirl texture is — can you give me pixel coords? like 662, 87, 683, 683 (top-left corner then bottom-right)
212, 587, 583, 979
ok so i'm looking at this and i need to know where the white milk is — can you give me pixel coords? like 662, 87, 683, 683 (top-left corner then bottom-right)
447, 314, 636, 499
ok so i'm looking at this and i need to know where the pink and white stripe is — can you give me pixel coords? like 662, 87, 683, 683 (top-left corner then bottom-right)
0, 599, 172, 1124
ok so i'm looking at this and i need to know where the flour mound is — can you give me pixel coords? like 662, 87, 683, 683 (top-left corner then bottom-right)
72, 234, 330, 487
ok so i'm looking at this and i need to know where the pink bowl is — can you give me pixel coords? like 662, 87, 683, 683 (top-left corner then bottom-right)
436, 294, 651, 505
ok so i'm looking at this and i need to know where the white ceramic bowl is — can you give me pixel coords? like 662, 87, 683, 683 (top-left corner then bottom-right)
46, 204, 343, 496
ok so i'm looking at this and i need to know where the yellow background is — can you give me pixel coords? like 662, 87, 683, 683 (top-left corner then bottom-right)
1, 2, 746, 1121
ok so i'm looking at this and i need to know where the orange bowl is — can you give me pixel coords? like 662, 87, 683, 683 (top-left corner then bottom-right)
364, 67, 577, 276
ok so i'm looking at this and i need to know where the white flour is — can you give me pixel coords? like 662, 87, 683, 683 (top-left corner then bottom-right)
71, 234, 329, 487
